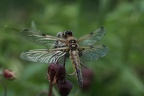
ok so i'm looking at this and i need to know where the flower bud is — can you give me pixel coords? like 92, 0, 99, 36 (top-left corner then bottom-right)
57, 80, 72, 96
47, 63, 66, 84
82, 68, 94, 90
82, 68, 94, 79
3, 69, 16, 80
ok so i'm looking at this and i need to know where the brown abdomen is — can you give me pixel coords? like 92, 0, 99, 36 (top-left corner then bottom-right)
69, 50, 83, 86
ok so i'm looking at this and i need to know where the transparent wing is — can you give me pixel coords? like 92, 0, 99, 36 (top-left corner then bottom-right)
78, 27, 106, 46
79, 45, 109, 62
54, 32, 66, 48
20, 29, 66, 48
20, 49, 67, 63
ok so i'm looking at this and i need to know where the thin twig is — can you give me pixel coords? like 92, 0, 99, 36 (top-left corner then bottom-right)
0, 78, 7, 96
48, 82, 53, 96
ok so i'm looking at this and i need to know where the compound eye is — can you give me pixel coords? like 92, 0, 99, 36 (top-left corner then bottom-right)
62, 33, 66, 38
66, 31, 72, 36
68, 32, 72, 36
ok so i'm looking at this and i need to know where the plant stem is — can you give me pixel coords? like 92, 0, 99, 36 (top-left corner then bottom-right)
48, 82, 53, 96
0, 78, 7, 96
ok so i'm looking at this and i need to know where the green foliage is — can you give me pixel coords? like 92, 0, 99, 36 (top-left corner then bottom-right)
0, 0, 144, 96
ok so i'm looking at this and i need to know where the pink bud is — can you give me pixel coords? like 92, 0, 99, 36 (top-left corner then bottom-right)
82, 68, 94, 90
47, 63, 66, 84
3, 69, 15, 80
57, 80, 73, 96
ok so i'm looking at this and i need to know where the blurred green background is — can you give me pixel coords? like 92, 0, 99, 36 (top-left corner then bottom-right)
0, 0, 144, 96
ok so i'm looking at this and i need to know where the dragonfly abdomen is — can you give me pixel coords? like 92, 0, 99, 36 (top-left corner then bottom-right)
69, 50, 83, 86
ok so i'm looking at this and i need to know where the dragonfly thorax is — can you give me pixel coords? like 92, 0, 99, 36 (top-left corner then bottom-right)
69, 39, 78, 51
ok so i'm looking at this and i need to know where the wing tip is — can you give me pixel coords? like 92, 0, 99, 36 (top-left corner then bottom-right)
102, 45, 108, 48
102, 45, 109, 51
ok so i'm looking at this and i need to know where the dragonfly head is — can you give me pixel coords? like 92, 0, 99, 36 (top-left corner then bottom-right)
56, 32, 63, 38
63, 30, 73, 38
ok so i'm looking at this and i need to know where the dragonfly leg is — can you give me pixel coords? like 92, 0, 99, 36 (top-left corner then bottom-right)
80, 62, 88, 69
63, 52, 69, 66
66, 70, 76, 76
63, 55, 67, 66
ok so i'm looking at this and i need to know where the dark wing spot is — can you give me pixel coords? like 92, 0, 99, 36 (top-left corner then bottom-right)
80, 48, 85, 51
102, 45, 106, 47
41, 33, 46, 36
100, 27, 104, 29
23, 28, 29, 31
90, 45, 94, 48
90, 32, 93, 35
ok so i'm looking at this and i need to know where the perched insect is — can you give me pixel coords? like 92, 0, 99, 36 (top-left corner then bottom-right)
20, 27, 109, 86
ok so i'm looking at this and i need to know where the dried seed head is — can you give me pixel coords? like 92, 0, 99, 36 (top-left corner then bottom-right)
57, 80, 73, 96
82, 68, 94, 90
82, 68, 94, 79
56, 65, 66, 82
47, 63, 66, 84
82, 79, 90, 90
3, 69, 16, 80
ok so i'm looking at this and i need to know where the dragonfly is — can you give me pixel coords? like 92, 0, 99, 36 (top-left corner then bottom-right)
20, 27, 109, 87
